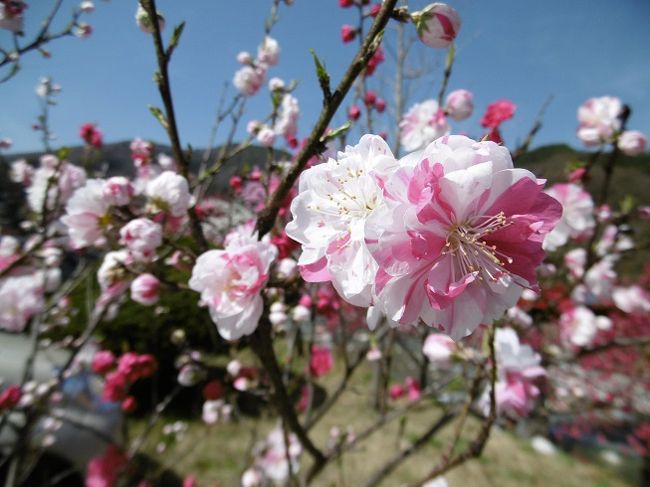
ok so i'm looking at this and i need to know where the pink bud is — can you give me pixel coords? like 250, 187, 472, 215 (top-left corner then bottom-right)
374, 97, 386, 113
130, 273, 160, 306
348, 105, 361, 121
341, 25, 357, 43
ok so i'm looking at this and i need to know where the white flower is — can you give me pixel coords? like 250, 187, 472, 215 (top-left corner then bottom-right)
543, 183, 595, 251
0, 275, 45, 332
399, 99, 450, 151
135, 4, 165, 33
445, 89, 473, 122
617, 130, 646, 156
61, 179, 110, 248
285, 135, 396, 307
257, 36, 280, 66
188, 226, 277, 340
422, 334, 455, 364
612, 286, 650, 315
145, 171, 193, 217
119, 218, 162, 262
233, 65, 266, 96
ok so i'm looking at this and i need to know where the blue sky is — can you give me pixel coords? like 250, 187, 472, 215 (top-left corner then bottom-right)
1, 0, 649, 155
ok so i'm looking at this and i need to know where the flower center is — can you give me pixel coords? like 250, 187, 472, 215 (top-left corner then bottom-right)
442, 211, 513, 283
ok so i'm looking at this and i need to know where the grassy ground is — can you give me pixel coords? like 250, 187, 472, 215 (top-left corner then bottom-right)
133, 360, 636, 487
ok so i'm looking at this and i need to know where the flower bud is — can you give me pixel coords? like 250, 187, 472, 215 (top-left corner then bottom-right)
413, 3, 461, 49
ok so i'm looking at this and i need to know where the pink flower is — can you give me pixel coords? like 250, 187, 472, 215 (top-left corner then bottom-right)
339, 0, 353, 7
257, 36, 280, 66
480, 99, 516, 129
233, 65, 266, 96
121, 396, 137, 413
369, 3, 381, 17
135, 4, 165, 33
189, 226, 277, 340
618, 130, 647, 156
560, 306, 611, 348
400, 99, 450, 151
413, 3, 461, 49
61, 179, 111, 249
365, 46, 385, 76
256, 126, 276, 147
445, 89, 474, 122
229, 175, 243, 192
119, 218, 162, 262
577, 96, 622, 146
309, 345, 333, 378
0, 385, 22, 412
341, 24, 356, 43
348, 105, 361, 121
0, 274, 45, 332
86, 445, 128, 487
422, 333, 455, 364
237, 51, 253, 65
366, 135, 561, 340
0, 0, 26, 33
9, 159, 33, 185
273, 94, 300, 142
543, 183, 595, 251
389, 383, 405, 400
286, 135, 397, 307
130, 137, 153, 167
612, 286, 650, 315
145, 171, 193, 217
374, 97, 386, 113
489, 328, 545, 417
130, 273, 160, 306
405, 376, 422, 401
102, 371, 128, 401
79, 123, 103, 148
91, 350, 116, 375
102, 177, 134, 206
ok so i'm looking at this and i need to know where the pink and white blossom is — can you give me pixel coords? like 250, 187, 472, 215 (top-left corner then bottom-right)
560, 306, 611, 348
28, 161, 87, 215
488, 327, 546, 417
119, 218, 162, 262
413, 3, 461, 49
145, 171, 193, 217
0, 0, 26, 33
543, 183, 595, 251
61, 179, 110, 248
612, 286, 650, 315
189, 227, 277, 340
273, 94, 300, 142
366, 135, 561, 340
257, 36, 280, 66
256, 126, 276, 147
0, 274, 45, 332
135, 4, 165, 33
286, 135, 397, 307
233, 65, 266, 97
97, 250, 130, 301
577, 96, 622, 146
130, 273, 160, 306
422, 333, 455, 364
9, 159, 33, 185
445, 89, 474, 122
618, 130, 647, 156
102, 177, 134, 207
399, 99, 450, 151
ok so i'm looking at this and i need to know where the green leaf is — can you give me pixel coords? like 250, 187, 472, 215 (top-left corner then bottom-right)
320, 121, 351, 144
148, 105, 169, 131
56, 147, 70, 160
170, 21, 185, 49
309, 48, 331, 100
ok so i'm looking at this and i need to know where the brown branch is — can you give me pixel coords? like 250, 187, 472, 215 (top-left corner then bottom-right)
512, 95, 553, 161
364, 412, 455, 487
140, 0, 207, 250
410, 325, 498, 486
249, 318, 326, 471
254, 0, 399, 238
